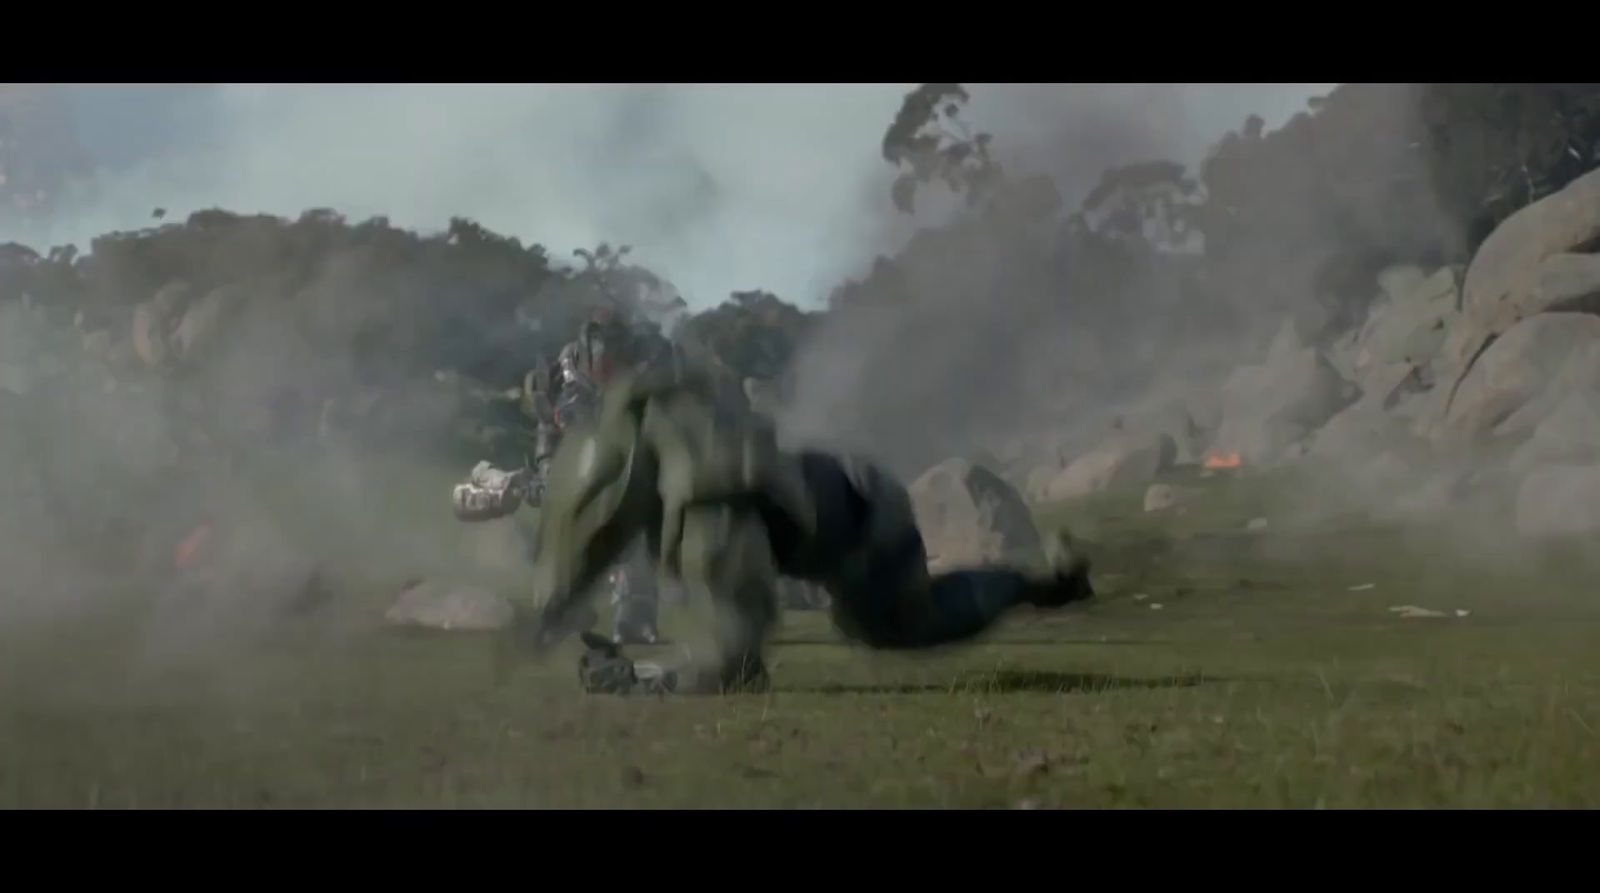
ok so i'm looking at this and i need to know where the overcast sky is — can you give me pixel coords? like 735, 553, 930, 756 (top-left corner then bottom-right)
7, 84, 1336, 308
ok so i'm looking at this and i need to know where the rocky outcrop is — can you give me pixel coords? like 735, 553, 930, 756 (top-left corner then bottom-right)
1035, 432, 1177, 503
1436, 313, 1600, 442
172, 284, 241, 363
1460, 167, 1600, 340
1113, 397, 1214, 465
1355, 266, 1461, 380
909, 458, 1044, 572
1212, 322, 1355, 464
1143, 483, 1194, 512
1430, 169, 1600, 433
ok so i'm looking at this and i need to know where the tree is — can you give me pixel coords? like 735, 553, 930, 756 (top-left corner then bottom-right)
882, 84, 1004, 214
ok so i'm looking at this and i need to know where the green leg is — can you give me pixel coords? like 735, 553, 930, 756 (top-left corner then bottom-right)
675, 504, 779, 693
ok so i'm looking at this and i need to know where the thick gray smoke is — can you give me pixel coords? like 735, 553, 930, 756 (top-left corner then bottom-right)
7, 84, 1330, 309
778, 84, 1340, 475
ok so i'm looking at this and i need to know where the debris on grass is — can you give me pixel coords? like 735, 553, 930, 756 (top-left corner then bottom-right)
1246, 517, 1269, 531
1388, 605, 1448, 619
1386, 605, 1472, 619
1348, 583, 1376, 592
1132, 592, 1149, 601
1149, 603, 1165, 611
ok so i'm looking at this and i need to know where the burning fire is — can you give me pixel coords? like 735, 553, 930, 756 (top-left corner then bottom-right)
1203, 451, 1242, 470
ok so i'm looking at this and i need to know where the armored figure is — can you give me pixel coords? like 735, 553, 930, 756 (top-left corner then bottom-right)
456, 308, 672, 645
493, 369, 1095, 695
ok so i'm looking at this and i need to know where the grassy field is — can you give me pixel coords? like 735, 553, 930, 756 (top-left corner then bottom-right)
4, 463, 1600, 808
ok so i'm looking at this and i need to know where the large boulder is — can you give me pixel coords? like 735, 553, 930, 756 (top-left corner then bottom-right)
1508, 390, 1600, 476
1112, 399, 1213, 465
909, 458, 1044, 573
130, 300, 170, 368
1355, 266, 1461, 377
1515, 465, 1600, 538
1435, 313, 1600, 442
385, 579, 513, 631
1530, 252, 1600, 316
1341, 265, 1461, 416
1212, 322, 1355, 464
1431, 169, 1600, 422
150, 280, 193, 320
1143, 483, 1198, 512
172, 284, 241, 363
1459, 167, 1600, 341
1036, 432, 1177, 502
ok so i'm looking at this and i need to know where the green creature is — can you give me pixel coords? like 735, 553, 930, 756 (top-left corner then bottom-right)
494, 369, 1094, 694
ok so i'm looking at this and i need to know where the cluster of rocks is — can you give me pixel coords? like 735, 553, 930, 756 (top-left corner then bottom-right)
981, 167, 1600, 541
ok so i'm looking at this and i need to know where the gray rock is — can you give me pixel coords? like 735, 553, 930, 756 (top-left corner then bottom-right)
1530, 252, 1600, 315
1213, 322, 1354, 464
1325, 327, 1362, 384
173, 285, 240, 363
1460, 168, 1600, 341
1515, 465, 1600, 538
1508, 391, 1600, 476
1143, 483, 1190, 512
385, 579, 513, 631
150, 280, 193, 320
130, 300, 169, 368
910, 458, 1043, 573
1114, 399, 1211, 465
1432, 168, 1600, 419
1355, 266, 1459, 378
1038, 433, 1177, 502
1376, 265, 1432, 304
1437, 313, 1600, 442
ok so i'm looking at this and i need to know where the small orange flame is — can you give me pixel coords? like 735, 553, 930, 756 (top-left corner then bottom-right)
1203, 451, 1242, 470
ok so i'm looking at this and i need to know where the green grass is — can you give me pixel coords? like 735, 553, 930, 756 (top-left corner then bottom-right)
3, 464, 1599, 808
